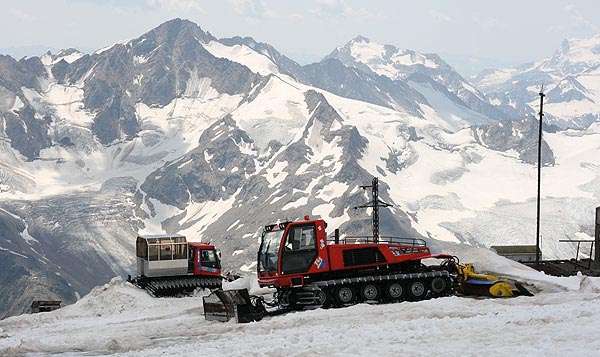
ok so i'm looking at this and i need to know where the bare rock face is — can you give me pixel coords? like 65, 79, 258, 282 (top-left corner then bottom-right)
141, 115, 258, 209
472, 116, 555, 166
0, 55, 51, 160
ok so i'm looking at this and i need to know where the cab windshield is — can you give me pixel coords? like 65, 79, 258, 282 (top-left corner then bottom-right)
259, 230, 285, 273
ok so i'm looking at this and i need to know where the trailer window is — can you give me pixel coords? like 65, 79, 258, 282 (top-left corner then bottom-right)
148, 244, 158, 261
160, 244, 173, 260
173, 243, 187, 259
136, 238, 148, 259
172, 236, 185, 244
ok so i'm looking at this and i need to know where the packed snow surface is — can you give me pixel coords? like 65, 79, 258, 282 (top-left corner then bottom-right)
2, 251, 600, 356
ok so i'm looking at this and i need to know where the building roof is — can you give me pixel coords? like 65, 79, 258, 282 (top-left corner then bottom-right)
491, 245, 541, 254
31, 300, 61, 308
138, 234, 185, 239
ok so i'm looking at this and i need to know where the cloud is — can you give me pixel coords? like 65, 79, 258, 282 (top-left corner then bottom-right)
314, 0, 343, 6
309, 0, 376, 19
231, 0, 276, 18
288, 13, 304, 22
9, 9, 36, 22
472, 14, 500, 31
563, 4, 599, 32
146, 0, 204, 13
429, 9, 451, 23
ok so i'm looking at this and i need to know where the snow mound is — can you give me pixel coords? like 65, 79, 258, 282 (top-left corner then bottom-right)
437, 244, 591, 293
223, 275, 273, 296
59, 277, 156, 318
2, 273, 600, 355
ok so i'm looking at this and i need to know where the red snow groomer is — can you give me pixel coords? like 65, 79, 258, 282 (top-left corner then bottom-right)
204, 179, 452, 321
203, 178, 532, 322
255, 217, 452, 308
129, 234, 222, 296
255, 178, 453, 308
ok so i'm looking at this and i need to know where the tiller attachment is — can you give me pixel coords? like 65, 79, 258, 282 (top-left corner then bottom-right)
203, 289, 266, 323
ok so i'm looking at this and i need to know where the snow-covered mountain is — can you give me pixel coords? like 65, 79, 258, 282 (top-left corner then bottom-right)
473, 33, 600, 128
325, 36, 509, 127
1, 19, 600, 319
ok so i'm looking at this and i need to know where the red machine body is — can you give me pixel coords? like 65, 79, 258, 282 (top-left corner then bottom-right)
188, 242, 222, 278
257, 217, 437, 289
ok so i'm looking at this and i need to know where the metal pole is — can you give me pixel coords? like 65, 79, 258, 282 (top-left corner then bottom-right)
536, 89, 545, 266
594, 207, 600, 269
354, 177, 392, 244
589, 241, 594, 270
372, 177, 379, 243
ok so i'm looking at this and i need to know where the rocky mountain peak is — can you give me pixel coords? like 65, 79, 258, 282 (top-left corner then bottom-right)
220, 36, 261, 49
473, 32, 600, 128
543, 33, 600, 74
325, 36, 505, 122
41, 48, 85, 66
57, 48, 82, 56
350, 35, 370, 43
48, 18, 261, 145
138, 17, 216, 47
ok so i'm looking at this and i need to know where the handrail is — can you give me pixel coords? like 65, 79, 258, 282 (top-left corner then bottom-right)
327, 235, 427, 246
559, 239, 595, 269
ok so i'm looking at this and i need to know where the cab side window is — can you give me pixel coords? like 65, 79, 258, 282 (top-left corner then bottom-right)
281, 224, 318, 275
200, 249, 221, 269
285, 226, 316, 251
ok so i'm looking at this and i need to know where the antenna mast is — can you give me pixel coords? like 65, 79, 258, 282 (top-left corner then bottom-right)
355, 177, 393, 243
536, 86, 545, 266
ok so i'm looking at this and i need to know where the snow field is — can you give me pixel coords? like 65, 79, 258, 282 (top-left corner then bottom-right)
348, 39, 437, 81
203, 40, 281, 76
1, 271, 600, 356
233, 76, 309, 153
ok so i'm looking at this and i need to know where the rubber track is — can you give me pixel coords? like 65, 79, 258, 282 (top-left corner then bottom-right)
310, 270, 450, 288
145, 276, 222, 297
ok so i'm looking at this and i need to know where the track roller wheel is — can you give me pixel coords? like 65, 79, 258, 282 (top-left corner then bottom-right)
361, 284, 380, 301
335, 286, 355, 305
430, 277, 447, 295
385, 282, 404, 300
315, 289, 327, 306
408, 280, 427, 300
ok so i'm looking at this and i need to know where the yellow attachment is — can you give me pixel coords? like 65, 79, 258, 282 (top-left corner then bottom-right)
488, 281, 514, 297
455, 263, 501, 281
453, 262, 514, 297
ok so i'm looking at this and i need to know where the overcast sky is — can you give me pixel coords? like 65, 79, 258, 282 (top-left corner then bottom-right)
1, 0, 599, 75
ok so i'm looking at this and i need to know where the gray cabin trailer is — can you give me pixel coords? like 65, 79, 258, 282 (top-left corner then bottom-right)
136, 234, 188, 278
